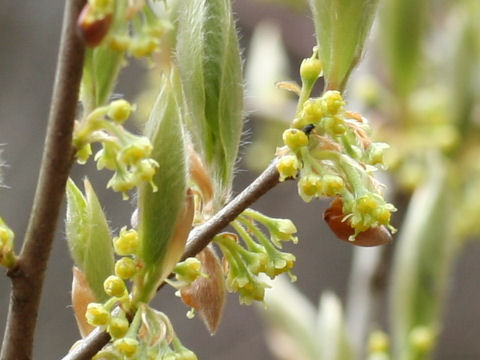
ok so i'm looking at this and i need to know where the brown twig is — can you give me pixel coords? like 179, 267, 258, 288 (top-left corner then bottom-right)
61, 161, 281, 360
0, 0, 86, 359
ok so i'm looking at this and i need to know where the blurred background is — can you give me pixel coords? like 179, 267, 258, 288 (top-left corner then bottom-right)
1, 0, 480, 359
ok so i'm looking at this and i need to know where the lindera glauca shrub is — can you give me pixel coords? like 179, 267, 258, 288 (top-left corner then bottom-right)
0, 0, 479, 359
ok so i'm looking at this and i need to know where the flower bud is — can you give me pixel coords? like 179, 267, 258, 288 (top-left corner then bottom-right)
282, 128, 309, 150
130, 38, 159, 58
276, 155, 300, 181
76, 144, 92, 164
322, 175, 345, 196
368, 330, 389, 354
113, 227, 139, 256
120, 141, 152, 165
113, 338, 139, 358
176, 349, 198, 360
323, 116, 347, 136
321, 90, 344, 115
108, 317, 129, 339
109, 35, 131, 52
409, 326, 435, 353
356, 195, 378, 214
174, 257, 202, 283
300, 57, 323, 82
103, 275, 127, 297
115, 257, 137, 279
298, 174, 322, 202
85, 303, 110, 326
108, 100, 134, 124
301, 99, 323, 124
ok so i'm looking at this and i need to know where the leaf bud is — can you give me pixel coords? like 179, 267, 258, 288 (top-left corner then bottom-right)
324, 197, 393, 246
77, 4, 112, 48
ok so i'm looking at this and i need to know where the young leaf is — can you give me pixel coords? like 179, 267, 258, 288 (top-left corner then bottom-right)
65, 178, 115, 301
307, 0, 380, 91
380, 0, 427, 97
81, 0, 128, 112
180, 246, 226, 334
135, 73, 190, 303
262, 277, 320, 360
316, 292, 353, 360
390, 155, 456, 359
176, 0, 243, 204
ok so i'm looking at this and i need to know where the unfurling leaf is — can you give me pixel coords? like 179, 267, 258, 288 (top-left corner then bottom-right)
307, 0, 380, 91
135, 73, 190, 303
139, 304, 174, 347
317, 292, 353, 360
180, 246, 226, 334
390, 155, 456, 359
176, 0, 243, 205
71, 267, 97, 337
66, 178, 115, 301
324, 197, 392, 247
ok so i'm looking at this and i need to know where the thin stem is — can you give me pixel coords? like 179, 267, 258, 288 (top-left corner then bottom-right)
61, 160, 282, 360
0, 1, 86, 359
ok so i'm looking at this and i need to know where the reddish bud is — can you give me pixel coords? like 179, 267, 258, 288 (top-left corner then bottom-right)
180, 246, 226, 334
77, 4, 112, 47
71, 267, 97, 337
323, 197, 392, 247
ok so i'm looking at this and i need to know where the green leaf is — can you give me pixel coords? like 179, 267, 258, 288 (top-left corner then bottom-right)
65, 178, 115, 301
390, 154, 457, 359
135, 73, 190, 302
80, 0, 128, 112
380, 0, 428, 97
316, 292, 353, 360
176, 0, 243, 203
262, 277, 320, 360
307, 0, 380, 91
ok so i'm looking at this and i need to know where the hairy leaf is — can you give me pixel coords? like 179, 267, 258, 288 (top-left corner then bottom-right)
176, 0, 243, 204
136, 73, 190, 302
65, 178, 115, 301
308, 0, 380, 91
